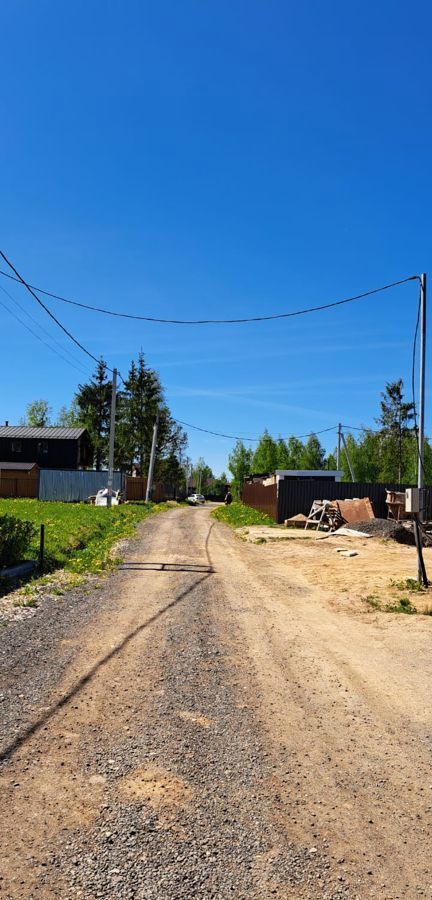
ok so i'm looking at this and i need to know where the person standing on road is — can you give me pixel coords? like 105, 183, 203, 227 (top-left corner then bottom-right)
224, 489, 233, 505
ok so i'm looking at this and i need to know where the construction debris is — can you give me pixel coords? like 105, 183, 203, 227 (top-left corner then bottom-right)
284, 513, 308, 528
336, 498, 374, 524
304, 497, 374, 532
305, 500, 344, 531
343, 518, 432, 546
328, 526, 371, 539
340, 550, 359, 558
385, 490, 409, 521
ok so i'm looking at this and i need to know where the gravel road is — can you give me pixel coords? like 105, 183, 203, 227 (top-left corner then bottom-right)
0, 506, 431, 899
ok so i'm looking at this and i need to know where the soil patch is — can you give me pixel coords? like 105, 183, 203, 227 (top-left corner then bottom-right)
344, 517, 432, 545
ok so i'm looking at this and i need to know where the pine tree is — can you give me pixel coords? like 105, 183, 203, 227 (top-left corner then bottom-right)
75, 359, 112, 470
299, 434, 325, 469
276, 438, 291, 469
377, 379, 415, 482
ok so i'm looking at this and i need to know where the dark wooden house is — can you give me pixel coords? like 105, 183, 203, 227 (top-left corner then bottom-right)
0, 426, 93, 470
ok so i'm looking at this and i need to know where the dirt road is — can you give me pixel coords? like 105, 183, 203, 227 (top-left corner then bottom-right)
1, 506, 431, 899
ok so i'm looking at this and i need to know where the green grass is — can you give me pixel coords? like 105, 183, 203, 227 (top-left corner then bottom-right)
390, 577, 425, 592
362, 594, 418, 615
211, 501, 275, 529
0, 499, 173, 576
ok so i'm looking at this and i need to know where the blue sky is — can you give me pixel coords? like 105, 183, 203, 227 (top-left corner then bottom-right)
1, 0, 430, 475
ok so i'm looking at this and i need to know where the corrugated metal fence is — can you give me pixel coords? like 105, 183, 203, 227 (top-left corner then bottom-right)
242, 480, 278, 520
243, 478, 432, 524
39, 469, 125, 502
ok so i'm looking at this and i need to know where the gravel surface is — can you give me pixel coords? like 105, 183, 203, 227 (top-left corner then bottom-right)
343, 518, 432, 545
1, 506, 430, 898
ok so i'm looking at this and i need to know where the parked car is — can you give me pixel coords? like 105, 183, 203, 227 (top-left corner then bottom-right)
95, 488, 122, 506
186, 493, 206, 505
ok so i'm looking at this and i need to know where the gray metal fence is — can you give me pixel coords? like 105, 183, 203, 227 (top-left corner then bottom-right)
39, 469, 125, 502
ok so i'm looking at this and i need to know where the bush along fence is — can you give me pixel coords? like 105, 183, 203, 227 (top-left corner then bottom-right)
243, 478, 432, 524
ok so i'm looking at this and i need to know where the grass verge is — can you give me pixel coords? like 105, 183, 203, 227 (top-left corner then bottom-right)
0, 499, 174, 577
211, 501, 275, 528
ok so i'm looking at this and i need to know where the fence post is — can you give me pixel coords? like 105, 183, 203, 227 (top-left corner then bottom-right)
39, 524, 45, 570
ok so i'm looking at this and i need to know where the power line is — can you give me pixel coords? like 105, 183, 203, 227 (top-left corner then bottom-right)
172, 418, 339, 442
0, 283, 90, 377
0, 289, 91, 378
0, 251, 104, 367
0, 266, 419, 325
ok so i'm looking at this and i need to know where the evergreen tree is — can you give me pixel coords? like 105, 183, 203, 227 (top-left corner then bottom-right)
286, 436, 305, 468
299, 434, 325, 469
115, 352, 187, 476
377, 379, 415, 482
276, 438, 291, 469
75, 360, 112, 470
252, 430, 279, 473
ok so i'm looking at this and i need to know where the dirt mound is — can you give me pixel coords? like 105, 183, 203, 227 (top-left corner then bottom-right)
343, 518, 432, 546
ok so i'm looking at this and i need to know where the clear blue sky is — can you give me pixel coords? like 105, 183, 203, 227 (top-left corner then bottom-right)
1, 1, 430, 475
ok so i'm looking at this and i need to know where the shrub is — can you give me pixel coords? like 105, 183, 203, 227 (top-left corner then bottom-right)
0, 515, 36, 568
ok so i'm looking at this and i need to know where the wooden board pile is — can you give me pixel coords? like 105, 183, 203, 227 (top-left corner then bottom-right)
304, 497, 374, 532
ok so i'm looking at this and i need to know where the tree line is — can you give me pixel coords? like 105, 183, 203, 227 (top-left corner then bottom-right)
23, 353, 189, 487
227, 380, 432, 495
22, 376, 430, 496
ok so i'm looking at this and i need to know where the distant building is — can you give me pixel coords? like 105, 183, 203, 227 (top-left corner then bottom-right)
245, 469, 344, 489
0, 425, 93, 470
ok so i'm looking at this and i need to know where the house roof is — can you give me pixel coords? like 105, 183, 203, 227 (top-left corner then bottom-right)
0, 426, 87, 440
0, 461, 39, 471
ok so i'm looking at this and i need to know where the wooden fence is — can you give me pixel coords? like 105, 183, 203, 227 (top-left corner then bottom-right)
0, 473, 39, 499
125, 477, 176, 502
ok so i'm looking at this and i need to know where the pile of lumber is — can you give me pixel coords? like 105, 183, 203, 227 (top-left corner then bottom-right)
304, 497, 374, 532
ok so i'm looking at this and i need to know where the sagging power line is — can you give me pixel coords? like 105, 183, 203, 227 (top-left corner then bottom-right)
0, 263, 418, 325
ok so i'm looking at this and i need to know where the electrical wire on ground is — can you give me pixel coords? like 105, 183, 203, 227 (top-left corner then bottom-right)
0, 264, 419, 325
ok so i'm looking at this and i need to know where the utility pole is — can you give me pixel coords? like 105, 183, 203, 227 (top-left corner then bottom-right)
418, 274, 427, 518
145, 414, 159, 503
416, 274, 427, 583
336, 423, 342, 470
341, 430, 355, 482
106, 367, 117, 509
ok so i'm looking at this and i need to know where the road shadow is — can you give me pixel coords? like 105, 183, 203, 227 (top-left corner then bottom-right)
0, 571, 212, 764
119, 562, 215, 573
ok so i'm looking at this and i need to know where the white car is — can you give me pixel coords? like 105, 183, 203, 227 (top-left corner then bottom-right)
186, 493, 205, 505
95, 488, 121, 506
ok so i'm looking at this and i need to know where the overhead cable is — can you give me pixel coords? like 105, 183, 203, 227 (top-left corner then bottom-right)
0, 266, 419, 325
0, 251, 104, 367
0, 288, 91, 377
0, 283, 90, 377
172, 418, 339, 442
